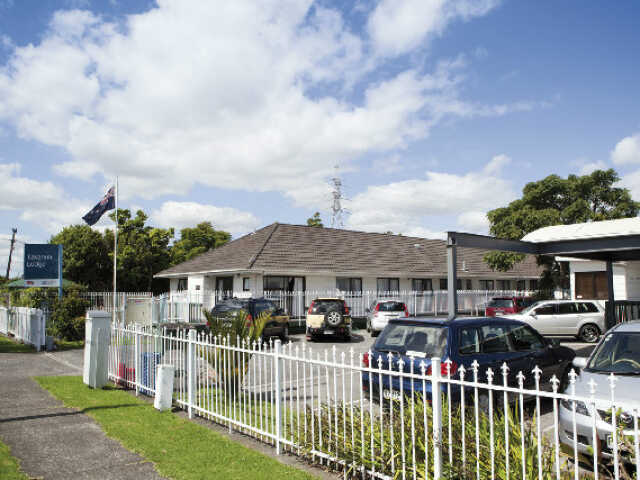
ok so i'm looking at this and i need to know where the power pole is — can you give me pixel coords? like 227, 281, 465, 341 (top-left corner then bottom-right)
330, 165, 346, 228
5, 228, 17, 280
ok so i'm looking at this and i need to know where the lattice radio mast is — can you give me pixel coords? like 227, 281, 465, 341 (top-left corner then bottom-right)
331, 165, 346, 228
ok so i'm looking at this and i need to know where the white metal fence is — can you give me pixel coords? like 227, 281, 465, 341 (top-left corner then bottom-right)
158, 289, 537, 324
108, 323, 637, 479
0, 306, 46, 351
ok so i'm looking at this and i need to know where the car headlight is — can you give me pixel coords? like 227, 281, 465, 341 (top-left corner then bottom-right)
561, 398, 590, 417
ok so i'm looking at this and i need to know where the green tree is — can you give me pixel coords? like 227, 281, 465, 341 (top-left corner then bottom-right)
170, 222, 230, 266
50, 225, 112, 290
485, 169, 640, 289
107, 209, 174, 293
306, 212, 323, 227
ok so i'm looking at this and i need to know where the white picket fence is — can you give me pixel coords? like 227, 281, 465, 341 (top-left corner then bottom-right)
0, 306, 46, 351
109, 323, 638, 479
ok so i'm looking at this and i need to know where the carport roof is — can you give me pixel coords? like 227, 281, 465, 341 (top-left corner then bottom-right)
522, 217, 640, 243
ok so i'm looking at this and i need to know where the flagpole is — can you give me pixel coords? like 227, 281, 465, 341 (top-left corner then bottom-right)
113, 177, 118, 322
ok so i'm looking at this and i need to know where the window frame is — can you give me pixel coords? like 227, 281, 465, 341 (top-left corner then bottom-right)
176, 278, 188, 291
411, 278, 433, 292
242, 277, 251, 292
336, 277, 363, 294
377, 277, 400, 293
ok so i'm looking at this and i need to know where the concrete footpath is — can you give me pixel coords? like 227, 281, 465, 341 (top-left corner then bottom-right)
0, 348, 165, 480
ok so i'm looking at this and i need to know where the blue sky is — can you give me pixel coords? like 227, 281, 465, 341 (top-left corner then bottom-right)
1, 0, 640, 276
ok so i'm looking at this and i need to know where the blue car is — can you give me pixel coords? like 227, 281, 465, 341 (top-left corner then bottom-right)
362, 317, 575, 402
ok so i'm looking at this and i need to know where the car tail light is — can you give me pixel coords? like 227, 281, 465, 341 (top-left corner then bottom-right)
363, 352, 370, 368
426, 360, 458, 377
375, 303, 381, 312
246, 313, 253, 326
308, 301, 315, 314
343, 301, 349, 315
404, 305, 409, 317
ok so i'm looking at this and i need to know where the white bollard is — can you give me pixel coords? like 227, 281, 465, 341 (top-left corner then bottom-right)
154, 364, 175, 411
83, 310, 111, 388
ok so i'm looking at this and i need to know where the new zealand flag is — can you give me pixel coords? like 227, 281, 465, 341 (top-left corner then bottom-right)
82, 186, 115, 226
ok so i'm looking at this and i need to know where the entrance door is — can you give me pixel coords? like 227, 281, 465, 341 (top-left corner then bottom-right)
216, 277, 233, 299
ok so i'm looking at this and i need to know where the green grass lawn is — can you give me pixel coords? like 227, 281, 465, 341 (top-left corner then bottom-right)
35, 376, 318, 480
0, 335, 35, 353
0, 439, 28, 480
54, 339, 84, 350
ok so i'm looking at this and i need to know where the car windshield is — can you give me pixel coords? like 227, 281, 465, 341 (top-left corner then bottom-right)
586, 333, 640, 375
488, 299, 514, 308
310, 300, 343, 314
375, 324, 448, 357
378, 302, 405, 312
520, 301, 544, 315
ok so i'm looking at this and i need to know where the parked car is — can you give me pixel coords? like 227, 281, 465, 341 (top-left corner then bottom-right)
559, 321, 640, 461
503, 300, 605, 343
209, 297, 290, 341
366, 300, 409, 337
362, 317, 575, 403
306, 298, 352, 341
485, 296, 534, 317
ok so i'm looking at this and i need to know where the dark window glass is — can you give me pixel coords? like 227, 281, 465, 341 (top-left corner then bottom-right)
177, 278, 187, 291
480, 325, 510, 353
264, 276, 286, 290
459, 327, 481, 355
509, 325, 544, 351
456, 279, 462, 290
377, 301, 406, 312
310, 299, 344, 314
375, 324, 448, 357
557, 303, 578, 314
488, 299, 514, 308
529, 279, 539, 290
466, 279, 473, 290
412, 279, 433, 292
498, 280, 512, 290
516, 280, 526, 291
439, 279, 447, 290
377, 278, 399, 293
534, 305, 555, 315
336, 277, 362, 293
480, 280, 495, 290
242, 277, 250, 291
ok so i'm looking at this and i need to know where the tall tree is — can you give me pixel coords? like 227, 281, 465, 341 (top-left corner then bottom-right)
170, 222, 231, 265
50, 225, 112, 290
107, 209, 174, 293
306, 212, 323, 227
485, 169, 640, 288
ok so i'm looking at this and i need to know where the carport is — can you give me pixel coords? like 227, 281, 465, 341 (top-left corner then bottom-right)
445, 218, 640, 325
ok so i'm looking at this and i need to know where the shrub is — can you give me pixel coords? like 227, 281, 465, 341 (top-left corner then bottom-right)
48, 295, 89, 341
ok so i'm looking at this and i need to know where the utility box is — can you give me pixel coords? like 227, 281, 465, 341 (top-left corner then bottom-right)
154, 364, 175, 411
83, 310, 111, 388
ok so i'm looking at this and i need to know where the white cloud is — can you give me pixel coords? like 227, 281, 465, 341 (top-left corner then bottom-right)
611, 133, 640, 165
579, 160, 608, 175
620, 169, 640, 201
367, 0, 499, 57
151, 201, 260, 236
456, 211, 489, 233
347, 155, 515, 235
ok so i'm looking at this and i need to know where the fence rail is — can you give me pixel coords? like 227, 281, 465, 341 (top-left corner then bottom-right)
0, 306, 46, 351
109, 323, 638, 479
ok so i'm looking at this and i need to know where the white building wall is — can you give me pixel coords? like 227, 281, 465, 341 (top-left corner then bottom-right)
187, 275, 204, 292
625, 262, 640, 301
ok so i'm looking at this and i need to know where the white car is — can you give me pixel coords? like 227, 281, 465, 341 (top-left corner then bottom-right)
503, 299, 605, 343
365, 300, 409, 336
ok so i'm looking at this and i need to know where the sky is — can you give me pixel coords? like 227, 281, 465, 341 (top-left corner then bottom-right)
1, 0, 640, 277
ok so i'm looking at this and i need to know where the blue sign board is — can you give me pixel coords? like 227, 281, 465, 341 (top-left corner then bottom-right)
24, 244, 62, 288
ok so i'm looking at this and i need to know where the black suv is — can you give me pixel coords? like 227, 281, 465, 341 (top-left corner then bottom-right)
210, 298, 290, 341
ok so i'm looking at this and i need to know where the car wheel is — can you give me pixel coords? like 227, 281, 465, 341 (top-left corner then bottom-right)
578, 323, 600, 343
325, 311, 343, 327
366, 320, 371, 333
371, 329, 380, 337
280, 324, 289, 342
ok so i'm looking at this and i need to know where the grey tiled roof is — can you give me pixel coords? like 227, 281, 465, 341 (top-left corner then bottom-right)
155, 223, 542, 278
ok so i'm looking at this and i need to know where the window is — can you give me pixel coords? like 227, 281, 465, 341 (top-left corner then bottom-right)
529, 279, 539, 290
177, 278, 187, 291
439, 279, 448, 290
575, 271, 609, 300
577, 302, 599, 313
377, 278, 399, 293
456, 279, 462, 290
557, 302, 577, 315
264, 276, 286, 290
497, 280, 512, 290
243, 277, 251, 291
466, 279, 473, 290
412, 279, 432, 292
516, 280, 526, 291
480, 325, 510, 353
509, 325, 544, 351
377, 301, 406, 312
459, 327, 481, 355
479, 280, 494, 290
376, 324, 448, 357
534, 304, 555, 315
336, 277, 362, 293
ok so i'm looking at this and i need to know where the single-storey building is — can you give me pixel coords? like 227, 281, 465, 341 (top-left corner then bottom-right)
155, 223, 542, 316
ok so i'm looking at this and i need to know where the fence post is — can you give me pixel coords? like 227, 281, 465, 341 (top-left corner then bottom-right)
134, 324, 140, 396
187, 329, 196, 419
274, 339, 282, 455
431, 357, 442, 478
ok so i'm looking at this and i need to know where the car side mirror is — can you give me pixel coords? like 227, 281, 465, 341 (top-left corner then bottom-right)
530, 312, 537, 318
572, 357, 588, 369
548, 338, 560, 347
